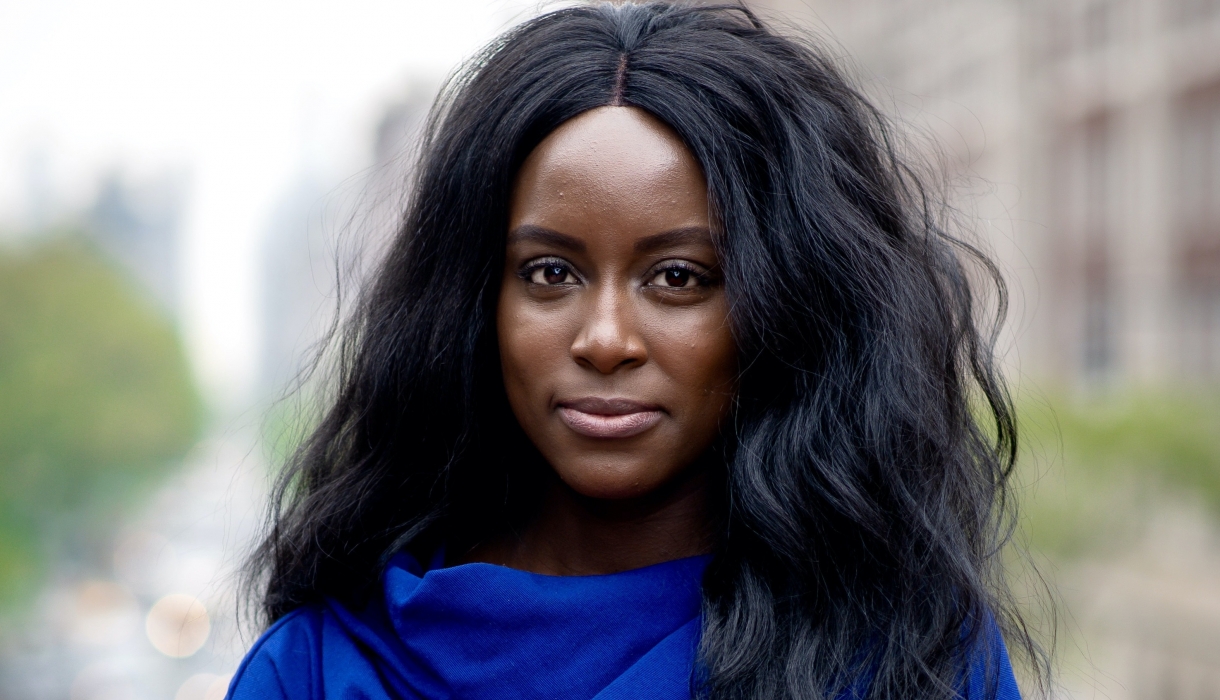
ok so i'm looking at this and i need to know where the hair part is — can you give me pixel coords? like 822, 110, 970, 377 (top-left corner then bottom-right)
244, 3, 1051, 698
612, 52, 629, 105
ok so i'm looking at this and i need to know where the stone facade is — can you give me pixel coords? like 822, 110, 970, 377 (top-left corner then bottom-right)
751, 0, 1220, 390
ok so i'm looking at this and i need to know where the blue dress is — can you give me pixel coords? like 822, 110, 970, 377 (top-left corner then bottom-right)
226, 552, 1020, 699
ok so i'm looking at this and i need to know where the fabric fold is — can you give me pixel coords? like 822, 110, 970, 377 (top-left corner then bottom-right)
228, 553, 709, 700
225, 553, 1020, 700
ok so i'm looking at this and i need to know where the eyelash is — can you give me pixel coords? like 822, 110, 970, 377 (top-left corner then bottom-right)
649, 260, 714, 288
518, 258, 716, 289
518, 257, 580, 285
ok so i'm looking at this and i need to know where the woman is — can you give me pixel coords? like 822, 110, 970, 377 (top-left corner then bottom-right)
232, 3, 1043, 699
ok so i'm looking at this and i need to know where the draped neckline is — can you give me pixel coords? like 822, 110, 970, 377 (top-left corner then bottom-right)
324, 550, 711, 699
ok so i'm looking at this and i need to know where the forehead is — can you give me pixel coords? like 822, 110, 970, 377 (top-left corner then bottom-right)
509, 106, 709, 234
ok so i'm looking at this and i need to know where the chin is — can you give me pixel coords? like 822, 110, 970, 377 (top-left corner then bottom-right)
556, 459, 668, 501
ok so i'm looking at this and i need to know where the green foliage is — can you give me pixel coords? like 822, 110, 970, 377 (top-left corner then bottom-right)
0, 236, 202, 608
1014, 391, 1220, 559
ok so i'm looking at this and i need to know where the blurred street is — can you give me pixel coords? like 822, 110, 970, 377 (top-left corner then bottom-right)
0, 2, 529, 696
1, 430, 267, 700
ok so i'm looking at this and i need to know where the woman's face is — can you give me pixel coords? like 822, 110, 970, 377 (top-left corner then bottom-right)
498, 106, 736, 501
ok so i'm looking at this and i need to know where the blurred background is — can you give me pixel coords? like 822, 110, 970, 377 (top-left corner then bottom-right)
0, 0, 1216, 698
751, 1, 1220, 698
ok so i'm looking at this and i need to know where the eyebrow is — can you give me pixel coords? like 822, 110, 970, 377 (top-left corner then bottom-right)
506, 224, 587, 253
506, 224, 713, 254
633, 226, 714, 253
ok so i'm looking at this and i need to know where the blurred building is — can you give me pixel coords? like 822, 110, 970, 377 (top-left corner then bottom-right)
259, 81, 436, 396
88, 172, 186, 314
753, 0, 1220, 390
259, 173, 335, 396
748, 1, 1220, 697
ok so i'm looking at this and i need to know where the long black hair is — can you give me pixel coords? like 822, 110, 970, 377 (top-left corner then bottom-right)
246, 3, 1047, 698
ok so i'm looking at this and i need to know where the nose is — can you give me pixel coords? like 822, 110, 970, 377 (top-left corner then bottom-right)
570, 283, 647, 374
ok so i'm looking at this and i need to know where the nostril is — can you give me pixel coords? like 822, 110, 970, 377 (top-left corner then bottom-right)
569, 298, 647, 372
570, 337, 646, 375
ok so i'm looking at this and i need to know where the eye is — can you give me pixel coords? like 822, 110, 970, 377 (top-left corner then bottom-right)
648, 262, 707, 289
523, 259, 579, 285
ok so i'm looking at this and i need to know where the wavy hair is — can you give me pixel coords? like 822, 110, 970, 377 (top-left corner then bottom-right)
246, 3, 1047, 698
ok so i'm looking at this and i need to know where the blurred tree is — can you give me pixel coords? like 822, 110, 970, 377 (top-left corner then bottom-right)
0, 235, 201, 609
1017, 392, 1220, 558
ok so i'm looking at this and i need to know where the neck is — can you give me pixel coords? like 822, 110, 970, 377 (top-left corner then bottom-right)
462, 468, 713, 576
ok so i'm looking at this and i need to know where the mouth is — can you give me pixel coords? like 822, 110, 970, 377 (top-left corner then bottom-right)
556, 397, 664, 439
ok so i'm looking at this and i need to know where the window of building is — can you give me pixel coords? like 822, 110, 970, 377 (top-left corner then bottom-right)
1080, 117, 1117, 377
1043, 0, 1129, 59
1052, 115, 1119, 381
1175, 87, 1220, 379
1083, 0, 1117, 48
1168, 0, 1220, 25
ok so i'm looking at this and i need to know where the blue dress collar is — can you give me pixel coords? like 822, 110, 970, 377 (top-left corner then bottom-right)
327, 551, 710, 699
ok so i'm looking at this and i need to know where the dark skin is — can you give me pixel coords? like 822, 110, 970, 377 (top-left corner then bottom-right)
465, 106, 737, 576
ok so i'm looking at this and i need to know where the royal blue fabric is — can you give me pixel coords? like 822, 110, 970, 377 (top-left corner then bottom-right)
226, 552, 1021, 700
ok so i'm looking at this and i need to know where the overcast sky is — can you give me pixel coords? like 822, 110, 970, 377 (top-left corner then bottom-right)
0, 0, 547, 407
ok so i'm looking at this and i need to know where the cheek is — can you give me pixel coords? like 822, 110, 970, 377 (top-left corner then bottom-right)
497, 294, 569, 417
643, 304, 737, 412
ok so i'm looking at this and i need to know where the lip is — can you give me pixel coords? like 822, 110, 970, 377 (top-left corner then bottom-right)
557, 397, 664, 439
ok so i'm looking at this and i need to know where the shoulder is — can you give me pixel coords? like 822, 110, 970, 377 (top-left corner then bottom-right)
225, 607, 327, 700
964, 620, 1023, 700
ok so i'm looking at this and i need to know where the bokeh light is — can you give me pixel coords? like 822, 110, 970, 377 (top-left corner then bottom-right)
67, 581, 140, 648
145, 593, 210, 658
